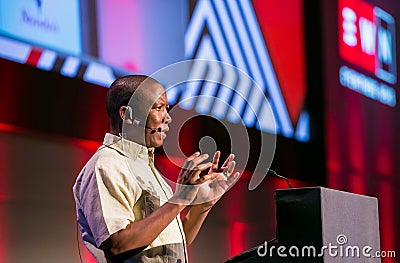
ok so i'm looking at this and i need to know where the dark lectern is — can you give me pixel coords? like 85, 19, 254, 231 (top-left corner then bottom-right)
226, 187, 381, 263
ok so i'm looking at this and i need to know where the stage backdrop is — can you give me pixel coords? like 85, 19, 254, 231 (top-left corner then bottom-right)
1, 0, 398, 262
323, 0, 400, 261
0, 0, 324, 184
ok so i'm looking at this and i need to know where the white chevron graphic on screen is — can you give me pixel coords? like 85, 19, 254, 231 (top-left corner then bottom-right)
168, 0, 310, 140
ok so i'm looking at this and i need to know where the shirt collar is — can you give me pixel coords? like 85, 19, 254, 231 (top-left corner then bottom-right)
102, 133, 155, 161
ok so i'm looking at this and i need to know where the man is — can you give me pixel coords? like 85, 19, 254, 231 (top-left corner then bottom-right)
73, 75, 239, 262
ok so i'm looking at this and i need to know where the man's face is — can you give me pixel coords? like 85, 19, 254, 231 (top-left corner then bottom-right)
144, 85, 172, 148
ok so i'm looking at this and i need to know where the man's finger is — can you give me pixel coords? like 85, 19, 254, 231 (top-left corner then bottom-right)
222, 161, 236, 178
190, 153, 210, 167
221, 153, 235, 168
227, 172, 241, 185
209, 151, 221, 172
198, 172, 219, 183
197, 161, 212, 171
182, 152, 201, 170
227, 160, 236, 174
185, 153, 209, 171
187, 151, 200, 161
189, 162, 212, 184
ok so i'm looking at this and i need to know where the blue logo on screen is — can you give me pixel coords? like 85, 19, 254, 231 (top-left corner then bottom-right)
35, 0, 42, 11
0, 0, 82, 55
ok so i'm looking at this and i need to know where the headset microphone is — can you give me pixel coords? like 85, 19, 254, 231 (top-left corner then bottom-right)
125, 106, 133, 120
145, 126, 162, 134
125, 106, 162, 134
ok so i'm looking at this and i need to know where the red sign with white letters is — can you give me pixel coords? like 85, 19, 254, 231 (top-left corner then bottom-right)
338, 0, 396, 84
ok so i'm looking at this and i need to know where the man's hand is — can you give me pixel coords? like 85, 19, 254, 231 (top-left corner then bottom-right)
193, 151, 240, 212
178, 151, 241, 245
170, 152, 218, 205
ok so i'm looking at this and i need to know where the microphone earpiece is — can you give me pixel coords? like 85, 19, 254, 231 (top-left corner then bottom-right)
124, 106, 161, 133
125, 106, 133, 120
125, 106, 141, 126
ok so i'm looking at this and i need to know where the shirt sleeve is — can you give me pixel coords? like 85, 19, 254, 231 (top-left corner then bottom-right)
81, 157, 142, 247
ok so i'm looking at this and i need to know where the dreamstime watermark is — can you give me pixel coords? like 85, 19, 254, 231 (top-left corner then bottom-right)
257, 234, 396, 259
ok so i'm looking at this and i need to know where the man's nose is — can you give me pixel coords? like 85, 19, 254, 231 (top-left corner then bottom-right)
164, 112, 172, 124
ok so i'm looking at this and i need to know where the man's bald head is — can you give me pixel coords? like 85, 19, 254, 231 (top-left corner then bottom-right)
106, 75, 162, 132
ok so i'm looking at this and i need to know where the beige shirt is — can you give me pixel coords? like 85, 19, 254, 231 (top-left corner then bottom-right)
73, 133, 186, 262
